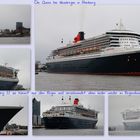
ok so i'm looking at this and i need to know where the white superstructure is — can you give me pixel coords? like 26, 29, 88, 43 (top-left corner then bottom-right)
122, 109, 140, 130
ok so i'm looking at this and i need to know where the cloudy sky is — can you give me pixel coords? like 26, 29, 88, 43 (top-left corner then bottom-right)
0, 5, 30, 30
0, 48, 30, 89
33, 94, 104, 126
0, 95, 28, 126
109, 95, 140, 127
35, 5, 140, 63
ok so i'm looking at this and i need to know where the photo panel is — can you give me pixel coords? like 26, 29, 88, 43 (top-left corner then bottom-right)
109, 95, 140, 136
0, 94, 28, 135
35, 5, 140, 91
32, 94, 104, 136
0, 5, 31, 44
0, 48, 31, 90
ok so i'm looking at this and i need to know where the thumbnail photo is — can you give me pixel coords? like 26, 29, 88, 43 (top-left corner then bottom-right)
109, 95, 140, 136
0, 48, 31, 90
0, 5, 31, 44
35, 5, 140, 90
0, 95, 28, 135
32, 94, 104, 136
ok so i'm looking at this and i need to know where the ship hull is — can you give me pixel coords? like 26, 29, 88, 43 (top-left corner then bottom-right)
43, 117, 98, 129
0, 107, 22, 131
46, 51, 140, 75
0, 79, 18, 90
123, 122, 140, 130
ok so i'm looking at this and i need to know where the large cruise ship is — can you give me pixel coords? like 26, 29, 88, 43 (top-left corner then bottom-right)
122, 108, 140, 130
43, 98, 99, 129
0, 106, 23, 131
0, 65, 19, 90
46, 23, 140, 75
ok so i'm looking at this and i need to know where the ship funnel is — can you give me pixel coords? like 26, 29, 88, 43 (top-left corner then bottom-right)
73, 31, 84, 43
79, 31, 84, 40
74, 98, 79, 105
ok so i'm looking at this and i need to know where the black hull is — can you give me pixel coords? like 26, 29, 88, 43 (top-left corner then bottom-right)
0, 107, 22, 131
0, 80, 18, 90
46, 51, 140, 75
43, 117, 98, 129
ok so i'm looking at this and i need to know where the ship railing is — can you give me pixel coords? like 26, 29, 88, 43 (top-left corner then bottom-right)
81, 113, 97, 118
123, 116, 140, 120
47, 50, 102, 61
0, 75, 18, 79
43, 112, 66, 117
57, 48, 102, 58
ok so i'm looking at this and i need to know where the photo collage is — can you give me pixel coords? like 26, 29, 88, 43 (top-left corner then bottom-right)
0, 1, 140, 140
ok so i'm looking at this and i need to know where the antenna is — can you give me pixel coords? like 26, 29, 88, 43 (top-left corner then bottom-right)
61, 38, 63, 44
88, 105, 91, 109
61, 96, 64, 104
119, 19, 124, 30
69, 96, 71, 104
4, 62, 8, 66
116, 19, 125, 30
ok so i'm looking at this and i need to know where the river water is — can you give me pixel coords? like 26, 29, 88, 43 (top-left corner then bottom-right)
0, 37, 30, 44
109, 130, 140, 136
35, 72, 140, 90
33, 127, 104, 136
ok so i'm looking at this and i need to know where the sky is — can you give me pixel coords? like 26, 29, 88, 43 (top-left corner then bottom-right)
33, 94, 104, 126
109, 95, 140, 127
0, 95, 28, 126
0, 5, 30, 30
0, 48, 31, 89
35, 5, 140, 63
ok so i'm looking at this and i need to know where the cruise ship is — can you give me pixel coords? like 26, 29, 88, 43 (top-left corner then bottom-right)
122, 109, 140, 130
46, 23, 140, 75
43, 98, 99, 129
0, 106, 23, 131
0, 65, 19, 90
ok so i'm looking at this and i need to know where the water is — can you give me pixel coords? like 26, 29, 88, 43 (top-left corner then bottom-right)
35, 72, 140, 90
0, 37, 30, 44
33, 128, 104, 136
109, 125, 140, 136
109, 130, 140, 136
33, 128, 140, 136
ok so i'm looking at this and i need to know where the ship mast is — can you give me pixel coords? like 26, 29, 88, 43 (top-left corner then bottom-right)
61, 96, 64, 104
116, 19, 125, 30
69, 96, 72, 105
4, 62, 8, 67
